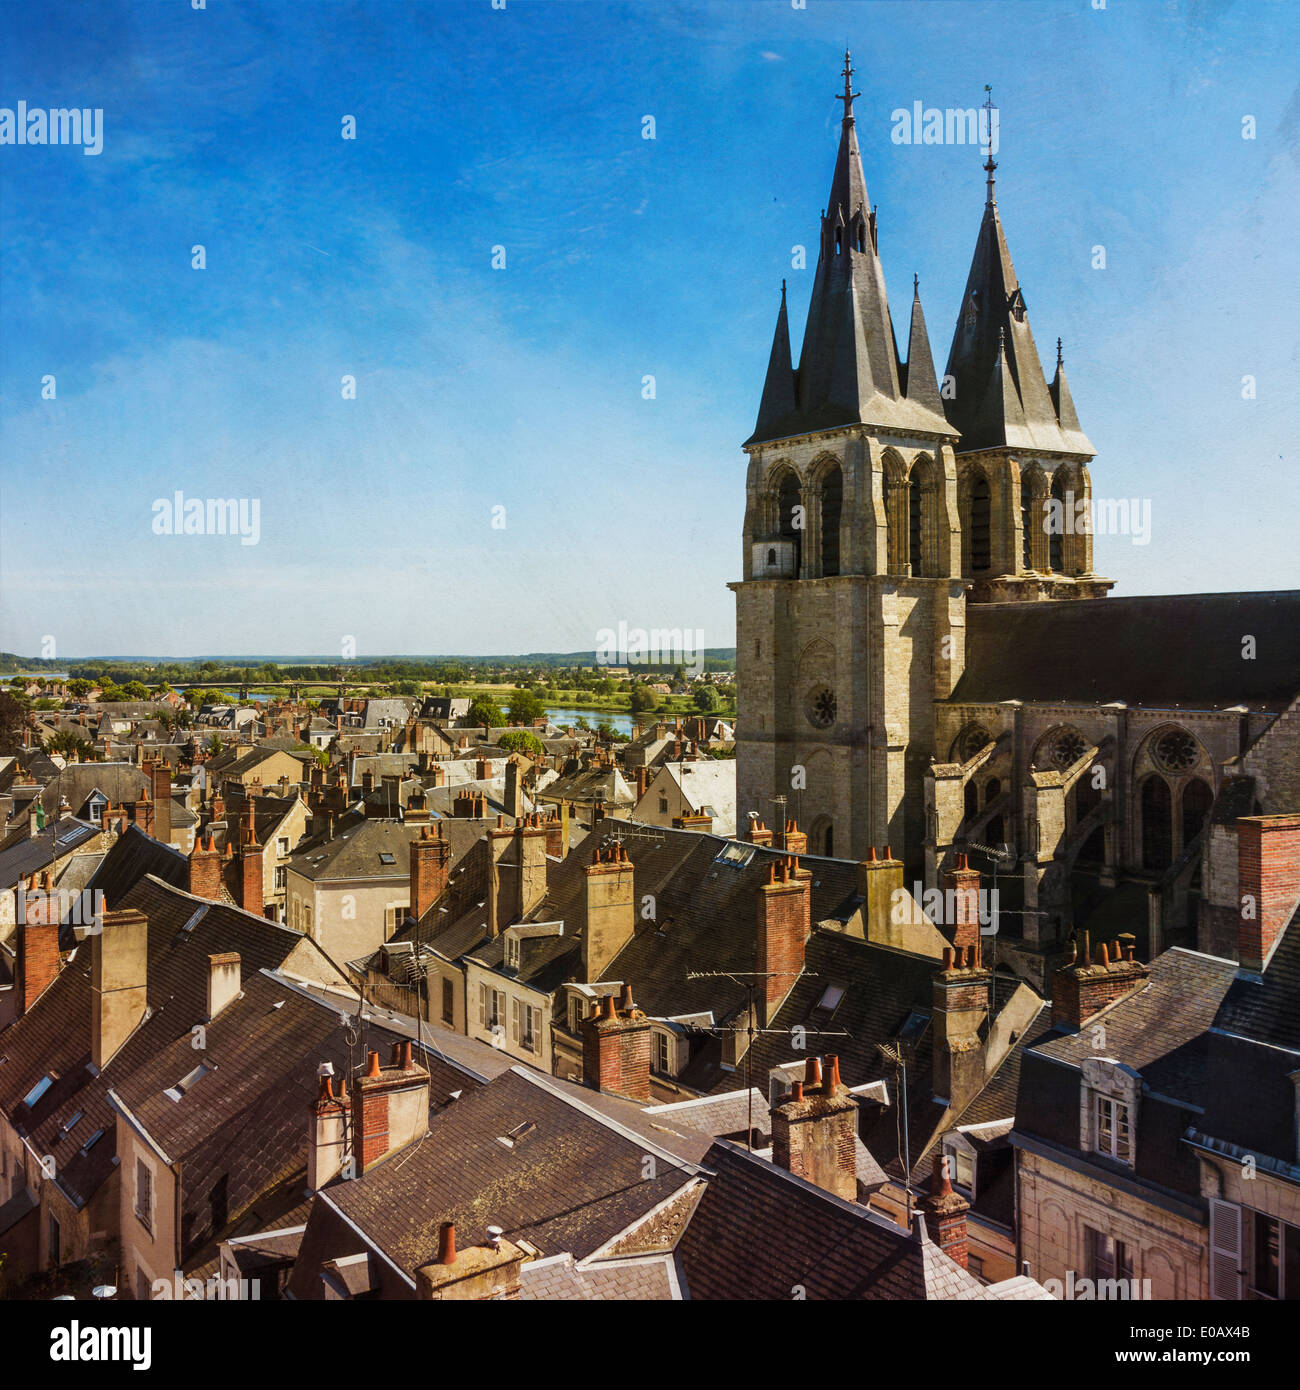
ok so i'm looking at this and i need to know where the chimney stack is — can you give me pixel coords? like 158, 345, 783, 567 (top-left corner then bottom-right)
188, 834, 223, 901
350, 1045, 431, 1173
770, 1052, 858, 1202
941, 853, 982, 954
581, 843, 636, 982
932, 943, 991, 1109
756, 856, 811, 1026
920, 1152, 972, 1268
414, 1222, 526, 1301
240, 821, 263, 914
581, 984, 652, 1103
152, 761, 172, 844
16, 876, 60, 1014
505, 757, 525, 821
206, 951, 241, 1019
410, 825, 452, 925
92, 908, 149, 1068
516, 813, 549, 918
308, 1062, 347, 1190
1236, 813, 1300, 972
855, 846, 905, 944
743, 817, 773, 848
1050, 935, 1150, 1030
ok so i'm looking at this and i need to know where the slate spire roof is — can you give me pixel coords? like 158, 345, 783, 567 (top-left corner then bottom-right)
943, 161, 1094, 454
747, 53, 953, 445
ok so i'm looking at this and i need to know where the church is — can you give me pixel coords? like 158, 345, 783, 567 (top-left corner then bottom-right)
731, 55, 1300, 987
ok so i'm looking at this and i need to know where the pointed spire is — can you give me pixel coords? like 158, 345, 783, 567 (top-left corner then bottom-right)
901, 276, 944, 413
943, 116, 1092, 455
982, 87, 997, 206
749, 54, 952, 445
750, 281, 798, 443
1049, 339, 1093, 452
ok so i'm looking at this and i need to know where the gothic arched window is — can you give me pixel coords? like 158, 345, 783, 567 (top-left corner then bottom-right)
1181, 777, 1213, 847
1140, 776, 1173, 872
1049, 471, 1067, 573
909, 474, 924, 576
970, 474, 991, 573
820, 464, 843, 577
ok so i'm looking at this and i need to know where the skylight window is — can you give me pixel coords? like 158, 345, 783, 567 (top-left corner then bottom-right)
896, 1010, 931, 1047
816, 984, 846, 1013
165, 1061, 214, 1102
58, 1110, 84, 1138
379, 853, 395, 865
22, 1075, 54, 1109
79, 1128, 105, 1155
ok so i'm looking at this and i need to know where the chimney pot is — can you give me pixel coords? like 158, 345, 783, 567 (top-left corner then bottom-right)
437, 1222, 457, 1266
804, 1056, 822, 1087
824, 1055, 842, 1092
364, 1050, 381, 1079
791, 1080, 804, 1103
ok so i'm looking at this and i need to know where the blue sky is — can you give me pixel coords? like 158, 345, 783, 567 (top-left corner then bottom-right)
1, 0, 1297, 658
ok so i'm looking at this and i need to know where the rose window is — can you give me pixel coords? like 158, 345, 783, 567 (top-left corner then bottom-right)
806, 687, 837, 729
1047, 729, 1087, 770
1153, 728, 1197, 774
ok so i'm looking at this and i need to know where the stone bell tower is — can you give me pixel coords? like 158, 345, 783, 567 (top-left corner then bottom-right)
730, 53, 964, 871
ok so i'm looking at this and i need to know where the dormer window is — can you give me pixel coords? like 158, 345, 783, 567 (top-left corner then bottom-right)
1094, 1094, 1132, 1162
506, 934, 521, 970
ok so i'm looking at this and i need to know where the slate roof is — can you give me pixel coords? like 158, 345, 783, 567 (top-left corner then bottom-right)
113, 970, 478, 1263
317, 1066, 706, 1275
949, 592, 1300, 711
675, 1140, 980, 1300
1029, 947, 1239, 1108
0, 876, 315, 1212
748, 87, 953, 445
943, 190, 1090, 454
80, 822, 188, 913
0, 818, 100, 889
36, 763, 151, 817
289, 818, 422, 883
518, 1251, 680, 1300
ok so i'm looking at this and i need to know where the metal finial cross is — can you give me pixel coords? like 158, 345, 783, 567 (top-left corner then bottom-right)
836, 51, 860, 121
982, 85, 998, 202
1056, 337, 1063, 368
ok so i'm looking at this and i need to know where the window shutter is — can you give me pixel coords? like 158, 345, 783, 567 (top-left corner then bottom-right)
511, 997, 520, 1042
1209, 1198, 1245, 1300
478, 982, 486, 1027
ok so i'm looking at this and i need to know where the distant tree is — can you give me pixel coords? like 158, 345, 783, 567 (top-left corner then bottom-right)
693, 685, 720, 713
47, 730, 92, 760
182, 688, 204, 706
469, 696, 505, 729
121, 681, 149, 699
391, 680, 422, 697
209, 733, 225, 756
507, 688, 545, 726
0, 693, 29, 752
498, 730, 544, 756
629, 684, 657, 714
68, 679, 91, 698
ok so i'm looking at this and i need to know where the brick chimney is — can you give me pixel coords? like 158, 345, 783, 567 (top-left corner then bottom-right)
636, 767, 649, 799
743, 817, 773, 848
770, 1054, 858, 1202
773, 818, 808, 855
206, 951, 241, 1018
1237, 813, 1300, 972
544, 808, 565, 858
856, 846, 904, 944
189, 834, 223, 901
932, 944, 991, 1109
308, 1064, 348, 1191
410, 825, 451, 924
92, 908, 149, 1068
132, 782, 154, 836
16, 874, 60, 1014
942, 853, 982, 954
581, 843, 635, 982
672, 811, 713, 833
152, 761, 172, 844
475, 755, 491, 781
351, 1041, 430, 1173
1050, 932, 1150, 1030
582, 983, 651, 1103
920, 1152, 971, 1268
757, 856, 811, 1026
415, 1222, 526, 1301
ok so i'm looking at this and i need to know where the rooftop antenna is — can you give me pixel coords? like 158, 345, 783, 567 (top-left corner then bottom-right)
687, 967, 845, 1156
876, 1038, 915, 1227
982, 85, 998, 205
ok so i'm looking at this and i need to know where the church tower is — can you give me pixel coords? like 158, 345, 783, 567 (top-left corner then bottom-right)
942, 99, 1112, 602
731, 54, 964, 870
